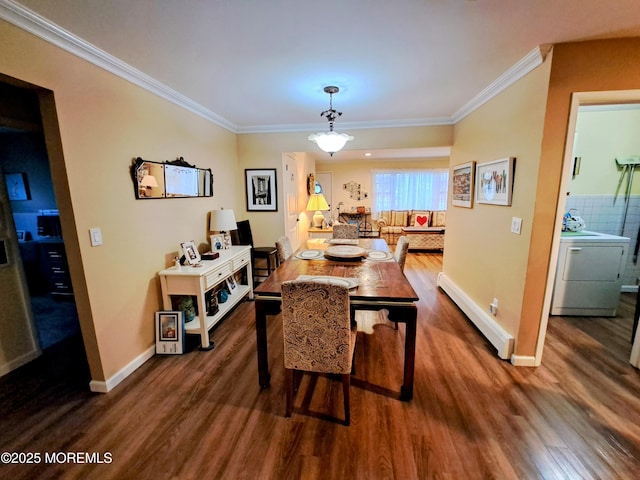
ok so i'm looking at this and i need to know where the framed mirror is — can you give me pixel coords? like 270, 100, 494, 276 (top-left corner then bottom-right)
132, 157, 213, 199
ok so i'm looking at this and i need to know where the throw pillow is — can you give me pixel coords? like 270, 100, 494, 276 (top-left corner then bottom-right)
414, 214, 429, 227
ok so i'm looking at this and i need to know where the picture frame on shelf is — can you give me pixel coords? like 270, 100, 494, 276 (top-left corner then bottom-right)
210, 234, 224, 251
180, 240, 201, 265
226, 276, 237, 291
155, 311, 184, 354
16, 230, 26, 242
245, 168, 277, 211
475, 157, 515, 206
451, 161, 475, 208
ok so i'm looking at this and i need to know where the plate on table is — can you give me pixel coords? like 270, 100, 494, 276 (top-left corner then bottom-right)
295, 249, 324, 260
325, 245, 367, 259
366, 250, 393, 261
296, 275, 359, 289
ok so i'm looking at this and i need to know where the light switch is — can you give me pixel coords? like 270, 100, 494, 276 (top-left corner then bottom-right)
511, 217, 522, 235
89, 227, 103, 246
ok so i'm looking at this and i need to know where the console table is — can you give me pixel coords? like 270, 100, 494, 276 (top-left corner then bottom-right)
158, 245, 253, 350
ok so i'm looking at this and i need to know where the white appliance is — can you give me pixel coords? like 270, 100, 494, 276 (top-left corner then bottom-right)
551, 231, 630, 316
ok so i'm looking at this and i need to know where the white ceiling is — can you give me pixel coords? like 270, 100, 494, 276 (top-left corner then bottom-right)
7, 0, 640, 160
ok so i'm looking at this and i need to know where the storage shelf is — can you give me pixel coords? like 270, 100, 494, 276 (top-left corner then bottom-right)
184, 285, 251, 333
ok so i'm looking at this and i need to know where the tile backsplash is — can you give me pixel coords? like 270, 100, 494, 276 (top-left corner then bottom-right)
565, 194, 640, 289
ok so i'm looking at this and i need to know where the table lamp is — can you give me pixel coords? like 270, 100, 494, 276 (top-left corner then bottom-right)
209, 209, 237, 249
306, 193, 329, 228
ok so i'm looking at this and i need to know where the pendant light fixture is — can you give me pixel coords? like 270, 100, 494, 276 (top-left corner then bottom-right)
308, 86, 354, 156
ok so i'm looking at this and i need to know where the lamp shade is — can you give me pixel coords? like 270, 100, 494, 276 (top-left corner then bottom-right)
306, 193, 329, 212
140, 174, 158, 187
308, 131, 354, 155
209, 209, 237, 232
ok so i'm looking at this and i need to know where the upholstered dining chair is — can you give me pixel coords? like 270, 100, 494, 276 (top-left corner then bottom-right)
275, 235, 293, 265
234, 219, 277, 283
281, 280, 358, 426
332, 223, 359, 239
394, 236, 410, 272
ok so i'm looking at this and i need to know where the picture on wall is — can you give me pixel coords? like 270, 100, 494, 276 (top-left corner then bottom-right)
451, 161, 475, 208
245, 169, 277, 211
475, 157, 515, 206
5, 173, 30, 201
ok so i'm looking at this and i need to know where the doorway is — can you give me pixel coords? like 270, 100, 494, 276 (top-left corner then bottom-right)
540, 89, 640, 368
0, 77, 85, 374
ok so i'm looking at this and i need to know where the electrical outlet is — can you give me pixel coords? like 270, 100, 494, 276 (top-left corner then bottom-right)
511, 217, 522, 235
489, 298, 499, 315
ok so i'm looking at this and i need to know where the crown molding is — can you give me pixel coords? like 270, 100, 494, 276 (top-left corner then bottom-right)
451, 46, 549, 123
0, 0, 238, 132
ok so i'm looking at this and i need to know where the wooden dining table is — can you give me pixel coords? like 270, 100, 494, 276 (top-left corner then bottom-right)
253, 238, 419, 400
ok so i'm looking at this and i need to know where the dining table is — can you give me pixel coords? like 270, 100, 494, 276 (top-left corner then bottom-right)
253, 237, 419, 401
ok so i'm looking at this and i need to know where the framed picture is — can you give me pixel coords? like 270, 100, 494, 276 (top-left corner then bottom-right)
210, 234, 224, 251
226, 276, 237, 291
155, 311, 184, 354
180, 240, 201, 265
5, 173, 30, 200
16, 230, 26, 242
245, 169, 277, 211
475, 157, 515, 206
451, 161, 475, 208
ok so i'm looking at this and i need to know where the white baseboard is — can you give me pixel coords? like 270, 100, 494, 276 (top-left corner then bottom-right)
0, 348, 41, 377
437, 273, 514, 360
621, 285, 638, 293
89, 345, 155, 393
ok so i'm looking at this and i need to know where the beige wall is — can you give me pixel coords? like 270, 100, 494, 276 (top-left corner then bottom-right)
1, 21, 239, 383
444, 51, 552, 352
571, 108, 640, 195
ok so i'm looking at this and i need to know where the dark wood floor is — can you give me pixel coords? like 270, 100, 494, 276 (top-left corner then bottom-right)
1, 253, 640, 479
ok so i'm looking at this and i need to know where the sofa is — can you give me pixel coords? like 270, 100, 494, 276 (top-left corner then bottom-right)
376, 209, 446, 250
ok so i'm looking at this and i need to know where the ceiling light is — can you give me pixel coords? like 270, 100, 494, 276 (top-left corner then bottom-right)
308, 86, 354, 156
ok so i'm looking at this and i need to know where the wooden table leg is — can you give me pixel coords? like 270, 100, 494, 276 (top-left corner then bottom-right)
388, 304, 417, 401
255, 297, 281, 389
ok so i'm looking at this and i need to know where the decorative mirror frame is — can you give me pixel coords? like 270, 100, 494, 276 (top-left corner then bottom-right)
131, 157, 213, 199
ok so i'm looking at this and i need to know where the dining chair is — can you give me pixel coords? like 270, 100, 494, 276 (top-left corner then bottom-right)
275, 235, 293, 265
332, 223, 359, 239
281, 280, 358, 426
394, 236, 410, 272
234, 219, 277, 282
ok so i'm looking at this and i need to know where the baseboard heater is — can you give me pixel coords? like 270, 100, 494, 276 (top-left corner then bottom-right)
437, 273, 514, 360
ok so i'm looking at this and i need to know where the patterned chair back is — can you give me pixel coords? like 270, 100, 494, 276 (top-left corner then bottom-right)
394, 236, 410, 272
281, 281, 355, 374
332, 224, 359, 239
275, 236, 293, 264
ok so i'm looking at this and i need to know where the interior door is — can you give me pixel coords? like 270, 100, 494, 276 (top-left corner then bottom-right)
282, 154, 300, 250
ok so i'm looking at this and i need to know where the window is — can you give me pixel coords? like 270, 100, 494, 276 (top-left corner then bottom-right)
372, 169, 449, 212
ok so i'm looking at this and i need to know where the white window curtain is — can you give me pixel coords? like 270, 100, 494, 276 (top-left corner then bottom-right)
372, 169, 449, 213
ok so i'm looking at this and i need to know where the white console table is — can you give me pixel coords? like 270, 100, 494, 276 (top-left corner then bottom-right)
158, 245, 253, 350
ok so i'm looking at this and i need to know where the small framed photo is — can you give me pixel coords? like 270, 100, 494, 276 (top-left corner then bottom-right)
155, 311, 184, 354
245, 168, 277, 211
210, 235, 224, 251
16, 230, 26, 242
226, 276, 237, 291
475, 157, 515, 206
181, 240, 201, 265
451, 161, 475, 208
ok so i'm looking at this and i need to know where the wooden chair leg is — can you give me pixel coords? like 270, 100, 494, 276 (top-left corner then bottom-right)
342, 373, 351, 426
285, 368, 294, 418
